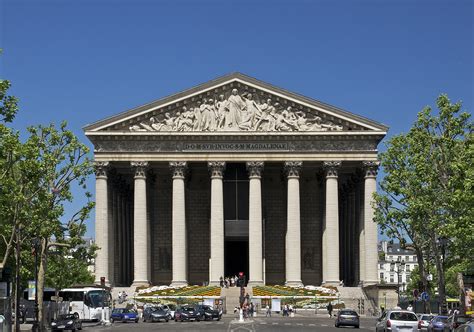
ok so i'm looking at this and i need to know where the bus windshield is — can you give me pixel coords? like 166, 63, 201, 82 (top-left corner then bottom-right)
85, 290, 108, 308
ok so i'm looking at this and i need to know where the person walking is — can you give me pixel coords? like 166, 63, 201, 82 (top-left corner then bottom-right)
219, 276, 224, 288
266, 305, 271, 317
327, 302, 333, 317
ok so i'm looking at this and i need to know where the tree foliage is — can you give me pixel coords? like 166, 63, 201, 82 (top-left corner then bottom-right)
374, 94, 473, 309
1, 64, 96, 331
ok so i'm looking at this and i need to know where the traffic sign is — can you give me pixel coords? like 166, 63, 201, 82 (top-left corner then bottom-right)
421, 292, 430, 301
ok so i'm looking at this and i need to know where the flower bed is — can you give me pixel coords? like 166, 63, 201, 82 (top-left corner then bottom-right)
137, 285, 221, 297
253, 285, 339, 297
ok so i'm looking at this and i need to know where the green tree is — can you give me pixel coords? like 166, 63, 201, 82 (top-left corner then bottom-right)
1, 65, 96, 331
374, 94, 473, 312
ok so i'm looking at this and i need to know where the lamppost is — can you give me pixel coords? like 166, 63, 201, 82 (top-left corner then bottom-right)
391, 257, 405, 306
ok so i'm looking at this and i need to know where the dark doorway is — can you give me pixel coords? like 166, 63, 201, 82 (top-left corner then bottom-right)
224, 240, 249, 280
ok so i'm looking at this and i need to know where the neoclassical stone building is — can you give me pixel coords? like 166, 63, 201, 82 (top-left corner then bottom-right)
84, 73, 387, 288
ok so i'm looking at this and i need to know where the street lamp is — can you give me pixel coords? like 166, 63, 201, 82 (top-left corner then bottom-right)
391, 257, 405, 306
32, 238, 41, 332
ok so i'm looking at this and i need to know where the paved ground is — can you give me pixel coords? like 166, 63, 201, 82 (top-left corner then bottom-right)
86, 315, 377, 332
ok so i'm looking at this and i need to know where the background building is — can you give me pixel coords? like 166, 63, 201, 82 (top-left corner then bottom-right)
378, 241, 418, 293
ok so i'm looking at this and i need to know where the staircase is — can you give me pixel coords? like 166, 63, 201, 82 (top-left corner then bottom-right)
337, 286, 376, 315
221, 286, 253, 314
111, 286, 136, 308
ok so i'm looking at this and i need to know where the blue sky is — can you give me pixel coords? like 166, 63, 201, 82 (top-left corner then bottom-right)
1, 0, 472, 239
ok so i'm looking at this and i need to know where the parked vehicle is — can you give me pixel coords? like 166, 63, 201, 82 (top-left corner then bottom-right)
446, 315, 471, 332
418, 314, 435, 331
454, 322, 474, 332
143, 307, 170, 323
160, 304, 176, 319
110, 308, 139, 323
59, 286, 111, 321
174, 306, 201, 322
335, 309, 359, 328
195, 305, 222, 321
376, 310, 419, 332
428, 316, 449, 332
51, 313, 82, 331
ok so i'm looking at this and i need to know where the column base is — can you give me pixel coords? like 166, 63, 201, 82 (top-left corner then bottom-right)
170, 280, 188, 287
247, 280, 264, 286
323, 280, 341, 286
209, 280, 221, 286
131, 280, 150, 288
285, 280, 303, 287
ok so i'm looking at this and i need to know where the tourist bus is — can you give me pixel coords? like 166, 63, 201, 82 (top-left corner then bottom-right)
58, 285, 111, 321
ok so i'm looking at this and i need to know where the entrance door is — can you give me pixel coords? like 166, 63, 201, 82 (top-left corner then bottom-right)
223, 164, 249, 281
224, 240, 249, 279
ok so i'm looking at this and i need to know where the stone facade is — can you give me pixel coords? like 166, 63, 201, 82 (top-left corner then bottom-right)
85, 73, 388, 287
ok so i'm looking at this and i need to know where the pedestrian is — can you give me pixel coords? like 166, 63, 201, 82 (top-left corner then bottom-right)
289, 304, 294, 317
250, 302, 254, 317
219, 276, 224, 288
266, 305, 271, 317
407, 304, 413, 312
327, 302, 333, 317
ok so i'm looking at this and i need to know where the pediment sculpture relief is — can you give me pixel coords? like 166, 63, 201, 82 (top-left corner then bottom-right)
129, 89, 343, 132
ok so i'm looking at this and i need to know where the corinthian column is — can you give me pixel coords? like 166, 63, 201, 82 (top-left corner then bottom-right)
208, 161, 225, 285
324, 161, 341, 284
94, 161, 110, 285
131, 161, 149, 286
284, 161, 303, 287
247, 161, 264, 286
170, 161, 188, 286
363, 161, 380, 285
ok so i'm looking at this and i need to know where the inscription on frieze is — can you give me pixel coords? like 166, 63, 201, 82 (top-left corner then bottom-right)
182, 142, 289, 151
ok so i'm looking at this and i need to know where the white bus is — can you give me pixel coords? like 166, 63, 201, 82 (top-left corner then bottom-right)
59, 286, 111, 321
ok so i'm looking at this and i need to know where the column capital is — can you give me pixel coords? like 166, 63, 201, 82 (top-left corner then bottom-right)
208, 161, 226, 178
362, 161, 380, 178
131, 161, 149, 178
170, 161, 187, 178
94, 161, 110, 178
246, 161, 264, 178
323, 161, 341, 177
284, 161, 302, 178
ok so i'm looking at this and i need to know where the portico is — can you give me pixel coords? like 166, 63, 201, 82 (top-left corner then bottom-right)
85, 73, 387, 288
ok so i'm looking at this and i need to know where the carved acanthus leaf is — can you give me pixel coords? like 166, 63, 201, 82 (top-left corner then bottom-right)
246, 161, 264, 178
323, 161, 341, 177
208, 161, 226, 178
284, 161, 303, 177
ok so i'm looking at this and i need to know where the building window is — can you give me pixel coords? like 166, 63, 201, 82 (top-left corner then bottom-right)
390, 275, 394, 283
406, 265, 411, 272
380, 273, 384, 280
379, 264, 384, 269
390, 265, 394, 272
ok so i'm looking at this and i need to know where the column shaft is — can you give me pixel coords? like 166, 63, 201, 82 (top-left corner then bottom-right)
171, 162, 188, 286
285, 161, 302, 287
363, 161, 379, 284
94, 162, 109, 285
208, 162, 225, 285
247, 162, 264, 286
324, 161, 341, 284
132, 161, 149, 286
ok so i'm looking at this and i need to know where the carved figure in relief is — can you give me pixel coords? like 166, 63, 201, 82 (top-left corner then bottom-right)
128, 88, 346, 132
224, 89, 246, 130
193, 101, 203, 131
216, 94, 228, 129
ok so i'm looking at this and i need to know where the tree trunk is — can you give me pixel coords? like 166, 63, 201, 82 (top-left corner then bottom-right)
431, 236, 446, 314
414, 248, 430, 313
14, 228, 20, 332
37, 238, 48, 332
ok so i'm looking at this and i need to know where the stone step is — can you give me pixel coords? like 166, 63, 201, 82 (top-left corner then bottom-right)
111, 286, 135, 308
221, 286, 253, 313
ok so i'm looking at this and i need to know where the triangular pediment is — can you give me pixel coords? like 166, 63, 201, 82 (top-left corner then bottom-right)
84, 73, 388, 134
